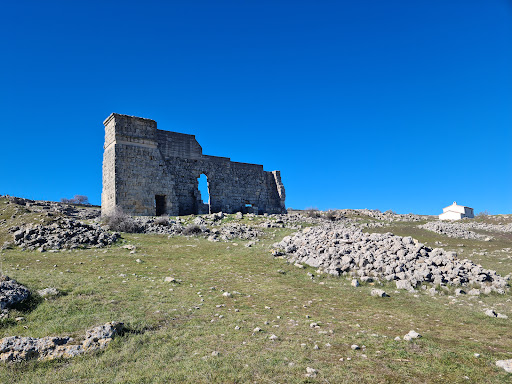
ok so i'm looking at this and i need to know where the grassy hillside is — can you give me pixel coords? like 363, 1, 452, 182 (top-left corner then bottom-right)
0, 198, 511, 383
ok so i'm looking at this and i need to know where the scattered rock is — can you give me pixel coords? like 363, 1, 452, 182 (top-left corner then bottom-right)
485, 309, 508, 319
496, 359, 512, 373
37, 287, 60, 298
403, 330, 421, 341
371, 289, 389, 297
0, 275, 30, 310
305, 367, 317, 378
0, 322, 124, 362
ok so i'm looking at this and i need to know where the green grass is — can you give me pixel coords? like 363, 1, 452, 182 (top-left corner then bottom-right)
0, 200, 511, 383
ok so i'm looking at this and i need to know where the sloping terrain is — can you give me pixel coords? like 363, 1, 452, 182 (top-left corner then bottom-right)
0, 197, 511, 383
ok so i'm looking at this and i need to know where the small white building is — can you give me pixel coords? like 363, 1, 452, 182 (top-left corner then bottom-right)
439, 201, 474, 221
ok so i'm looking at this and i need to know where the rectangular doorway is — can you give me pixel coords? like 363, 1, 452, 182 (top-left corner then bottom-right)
155, 195, 166, 216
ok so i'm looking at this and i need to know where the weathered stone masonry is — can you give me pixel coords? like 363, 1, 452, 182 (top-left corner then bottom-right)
102, 113, 286, 216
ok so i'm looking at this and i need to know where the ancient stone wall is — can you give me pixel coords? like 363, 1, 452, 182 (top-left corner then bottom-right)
101, 113, 286, 216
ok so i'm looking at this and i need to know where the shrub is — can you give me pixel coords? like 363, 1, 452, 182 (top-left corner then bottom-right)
182, 224, 203, 236
304, 207, 321, 218
101, 208, 142, 233
477, 210, 490, 217
61, 195, 90, 205
324, 210, 337, 221
154, 216, 170, 226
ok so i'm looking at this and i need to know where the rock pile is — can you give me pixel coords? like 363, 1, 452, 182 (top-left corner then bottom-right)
419, 221, 490, 240
0, 321, 124, 362
0, 275, 30, 310
10, 218, 120, 250
5, 195, 100, 220
337, 209, 426, 222
211, 223, 262, 241
274, 223, 508, 293
104, 215, 263, 241
134, 217, 185, 235
452, 221, 512, 234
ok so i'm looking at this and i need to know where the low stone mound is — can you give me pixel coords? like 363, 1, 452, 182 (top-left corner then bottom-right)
450, 220, 512, 234
10, 218, 120, 250
274, 223, 508, 293
0, 321, 124, 362
214, 223, 263, 241
4, 195, 100, 220
134, 217, 185, 235
0, 275, 30, 310
337, 209, 426, 222
419, 221, 490, 240
128, 217, 263, 241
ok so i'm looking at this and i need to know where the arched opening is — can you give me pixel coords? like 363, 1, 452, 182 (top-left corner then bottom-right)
196, 173, 210, 214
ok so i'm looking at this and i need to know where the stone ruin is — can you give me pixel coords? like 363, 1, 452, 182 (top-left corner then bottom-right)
101, 113, 286, 216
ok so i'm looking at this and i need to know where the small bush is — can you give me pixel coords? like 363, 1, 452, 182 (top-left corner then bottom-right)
102, 208, 142, 233
304, 207, 321, 218
477, 210, 490, 217
61, 195, 90, 205
324, 210, 337, 221
154, 216, 170, 226
183, 224, 203, 236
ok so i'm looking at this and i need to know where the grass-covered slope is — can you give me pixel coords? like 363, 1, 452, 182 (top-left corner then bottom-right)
0, 200, 511, 383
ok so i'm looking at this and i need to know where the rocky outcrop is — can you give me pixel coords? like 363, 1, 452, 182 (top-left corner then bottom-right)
274, 223, 508, 293
5, 195, 100, 220
0, 275, 30, 310
0, 322, 124, 362
419, 221, 490, 240
10, 218, 120, 250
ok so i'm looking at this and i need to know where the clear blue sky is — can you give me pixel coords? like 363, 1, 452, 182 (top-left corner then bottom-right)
1, 1, 510, 214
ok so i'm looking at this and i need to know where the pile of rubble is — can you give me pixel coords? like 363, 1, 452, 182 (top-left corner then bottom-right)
10, 218, 120, 250
337, 209, 426, 222
454, 221, 512, 234
208, 222, 262, 241
105, 214, 264, 241
4, 195, 100, 220
0, 322, 124, 362
419, 221, 491, 240
274, 222, 509, 294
